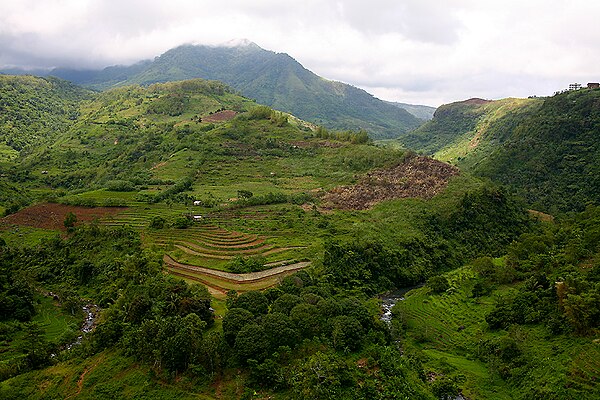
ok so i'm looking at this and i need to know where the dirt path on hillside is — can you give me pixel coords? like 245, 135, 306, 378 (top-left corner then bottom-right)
65, 357, 103, 399
164, 255, 310, 283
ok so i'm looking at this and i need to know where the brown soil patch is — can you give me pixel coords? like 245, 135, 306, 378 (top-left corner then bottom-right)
151, 161, 168, 170
203, 110, 237, 123
529, 209, 554, 222
459, 98, 492, 106
0, 203, 127, 231
321, 155, 459, 210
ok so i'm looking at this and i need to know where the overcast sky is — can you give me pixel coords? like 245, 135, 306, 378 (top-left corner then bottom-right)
1, 0, 598, 106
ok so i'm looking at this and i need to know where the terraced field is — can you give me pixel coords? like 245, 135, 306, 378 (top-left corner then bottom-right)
98, 205, 311, 295
567, 343, 600, 393
395, 266, 600, 399
2, 201, 313, 296
165, 255, 311, 299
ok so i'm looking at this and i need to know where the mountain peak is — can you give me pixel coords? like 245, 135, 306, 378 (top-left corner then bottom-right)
220, 38, 259, 48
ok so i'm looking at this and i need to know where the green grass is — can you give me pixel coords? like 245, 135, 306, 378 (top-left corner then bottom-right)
0, 350, 219, 399
32, 296, 81, 341
0, 227, 59, 247
68, 189, 140, 203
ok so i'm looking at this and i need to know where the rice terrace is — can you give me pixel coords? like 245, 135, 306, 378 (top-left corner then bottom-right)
1, 200, 314, 296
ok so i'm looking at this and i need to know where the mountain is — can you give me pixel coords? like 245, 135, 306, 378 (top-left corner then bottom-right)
387, 101, 436, 120
46, 43, 423, 139
403, 89, 600, 212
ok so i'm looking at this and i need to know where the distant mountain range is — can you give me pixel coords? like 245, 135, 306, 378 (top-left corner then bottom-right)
386, 102, 436, 120
4, 42, 431, 139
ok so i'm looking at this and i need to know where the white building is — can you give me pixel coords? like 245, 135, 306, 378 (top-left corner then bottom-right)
569, 83, 582, 90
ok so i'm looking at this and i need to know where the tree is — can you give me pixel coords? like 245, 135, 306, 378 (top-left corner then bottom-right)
237, 190, 253, 199
291, 351, 350, 400
331, 316, 364, 351
231, 291, 269, 316
261, 312, 299, 351
290, 303, 323, 339
172, 216, 191, 229
225, 290, 238, 309
271, 294, 302, 316
563, 292, 600, 334
234, 323, 268, 362
18, 322, 51, 369
223, 307, 254, 345
149, 216, 166, 229
63, 212, 77, 228
431, 376, 459, 400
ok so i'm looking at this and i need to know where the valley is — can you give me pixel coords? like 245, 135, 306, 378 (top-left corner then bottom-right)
0, 71, 598, 400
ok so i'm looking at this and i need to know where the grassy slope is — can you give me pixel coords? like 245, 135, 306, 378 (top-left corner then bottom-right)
1, 351, 219, 400
3, 76, 470, 289
398, 97, 542, 158
395, 265, 600, 399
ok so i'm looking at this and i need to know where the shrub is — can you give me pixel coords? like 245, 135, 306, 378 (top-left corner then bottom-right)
105, 180, 136, 192
172, 216, 191, 229
149, 216, 166, 229
427, 275, 450, 294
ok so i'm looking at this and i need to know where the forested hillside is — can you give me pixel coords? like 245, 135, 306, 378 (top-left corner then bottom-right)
404, 89, 600, 212
0, 75, 91, 155
393, 205, 600, 399
47, 43, 423, 139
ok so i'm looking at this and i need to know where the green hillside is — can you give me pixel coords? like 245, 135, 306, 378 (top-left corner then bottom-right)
402, 90, 600, 212
1, 73, 598, 399
0, 75, 91, 155
49, 43, 423, 139
2, 75, 467, 279
399, 97, 542, 156
393, 206, 600, 399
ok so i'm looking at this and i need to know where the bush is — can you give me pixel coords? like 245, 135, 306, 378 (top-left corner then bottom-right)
105, 180, 136, 192
149, 216, 166, 229
63, 212, 77, 228
227, 256, 266, 273
172, 216, 192, 229
427, 275, 450, 294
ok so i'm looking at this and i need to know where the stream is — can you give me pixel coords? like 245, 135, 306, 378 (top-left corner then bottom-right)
380, 287, 467, 400
65, 303, 99, 350
380, 285, 420, 325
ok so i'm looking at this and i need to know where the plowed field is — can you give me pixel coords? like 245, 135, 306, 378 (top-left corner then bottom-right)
0, 203, 126, 231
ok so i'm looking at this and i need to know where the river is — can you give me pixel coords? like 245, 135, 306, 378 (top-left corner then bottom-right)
380, 285, 420, 325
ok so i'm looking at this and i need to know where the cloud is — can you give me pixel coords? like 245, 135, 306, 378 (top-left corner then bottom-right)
0, 0, 599, 105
